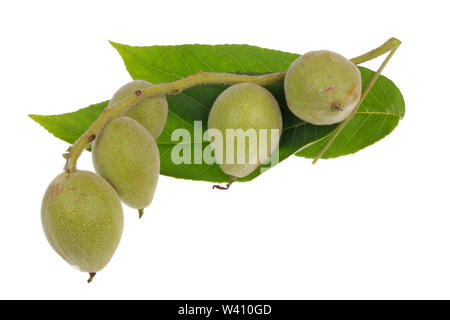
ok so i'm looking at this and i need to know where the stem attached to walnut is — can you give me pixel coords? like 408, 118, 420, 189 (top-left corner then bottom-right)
64, 38, 401, 172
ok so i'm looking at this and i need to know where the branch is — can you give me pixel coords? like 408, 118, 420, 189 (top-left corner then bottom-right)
350, 37, 401, 65
64, 38, 401, 172
64, 71, 285, 172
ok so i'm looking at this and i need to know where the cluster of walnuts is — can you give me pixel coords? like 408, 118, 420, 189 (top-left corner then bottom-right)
41, 50, 362, 282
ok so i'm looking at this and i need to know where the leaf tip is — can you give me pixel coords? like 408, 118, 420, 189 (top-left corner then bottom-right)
108, 40, 124, 50
28, 114, 40, 122
28, 113, 49, 129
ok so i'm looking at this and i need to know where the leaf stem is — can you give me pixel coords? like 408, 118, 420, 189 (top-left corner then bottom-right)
312, 41, 401, 164
64, 71, 285, 172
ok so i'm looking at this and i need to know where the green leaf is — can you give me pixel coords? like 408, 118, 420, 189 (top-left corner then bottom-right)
29, 101, 108, 144
30, 43, 405, 183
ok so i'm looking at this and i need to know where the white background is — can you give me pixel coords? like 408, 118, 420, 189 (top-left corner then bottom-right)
0, 0, 449, 300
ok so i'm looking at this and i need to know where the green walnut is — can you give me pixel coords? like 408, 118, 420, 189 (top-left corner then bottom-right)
41, 170, 123, 282
284, 50, 362, 125
92, 117, 160, 214
208, 83, 283, 178
109, 80, 168, 138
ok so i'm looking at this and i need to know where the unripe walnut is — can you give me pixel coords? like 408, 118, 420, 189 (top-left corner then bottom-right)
208, 83, 282, 178
41, 170, 123, 275
284, 50, 361, 125
110, 80, 168, 138
92, 117, 160, 211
